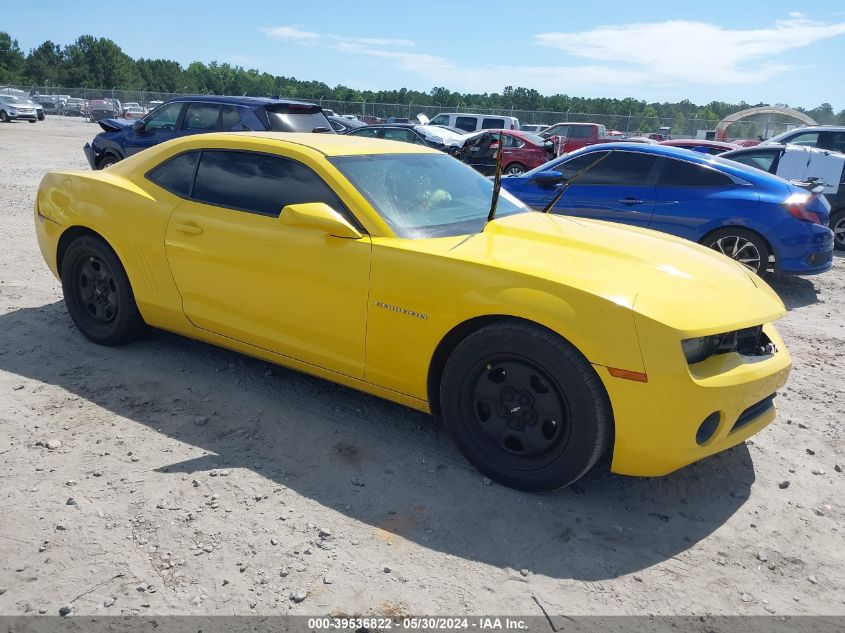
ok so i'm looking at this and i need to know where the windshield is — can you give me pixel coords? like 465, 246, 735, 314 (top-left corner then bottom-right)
329, 153, 530, 239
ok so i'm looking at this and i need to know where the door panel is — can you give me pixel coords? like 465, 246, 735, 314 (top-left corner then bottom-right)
164, 201, 371, 378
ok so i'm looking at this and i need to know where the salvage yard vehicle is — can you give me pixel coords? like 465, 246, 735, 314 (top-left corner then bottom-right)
83, 96, 333, 170
36, 132, 793, 492
660, 139, 740, 155
540, 122, 612, 153
0, 95, 39, 123
455, 130, 555, 175
427, 112, 520, 132
721, 144, 845, 250
89, 99, 119, 122
328, 115, 366, 133
762, 126, 845, 153
345, 122, 465, 152
501, 143, 834, 276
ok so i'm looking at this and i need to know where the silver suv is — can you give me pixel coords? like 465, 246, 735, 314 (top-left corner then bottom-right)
0, 95, 39, 123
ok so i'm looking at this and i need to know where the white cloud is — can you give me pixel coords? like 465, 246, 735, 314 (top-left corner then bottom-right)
261, 26, 320, 42
535, 17, 845, 84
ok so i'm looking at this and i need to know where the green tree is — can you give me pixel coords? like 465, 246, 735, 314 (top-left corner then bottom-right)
62, 35, 139, 89
0, 32, 26, 83
25, 41, 63, 85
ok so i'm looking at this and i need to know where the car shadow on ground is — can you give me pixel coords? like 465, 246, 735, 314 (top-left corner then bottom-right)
0, 302, 756, 582
768, 275, 820, 310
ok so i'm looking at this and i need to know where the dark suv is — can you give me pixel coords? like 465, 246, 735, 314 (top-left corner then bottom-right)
83, 95, 333, 170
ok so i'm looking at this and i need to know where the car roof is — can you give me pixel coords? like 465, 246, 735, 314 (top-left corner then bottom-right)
164, 95, 318, 108
358, 123, 417, 129
170, 131, 440, 156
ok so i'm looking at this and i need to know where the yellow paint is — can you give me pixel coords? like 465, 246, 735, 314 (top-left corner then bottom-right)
34, 132, 792, 478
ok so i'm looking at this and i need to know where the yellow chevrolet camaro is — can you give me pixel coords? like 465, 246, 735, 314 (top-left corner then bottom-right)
35, 132, 792, 491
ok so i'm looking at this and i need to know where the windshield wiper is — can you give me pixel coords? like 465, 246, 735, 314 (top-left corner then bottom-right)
540, 151, 614, 213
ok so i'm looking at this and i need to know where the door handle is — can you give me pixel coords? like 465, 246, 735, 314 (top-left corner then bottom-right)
617, 197, 645, 205
174, 223, 203, 235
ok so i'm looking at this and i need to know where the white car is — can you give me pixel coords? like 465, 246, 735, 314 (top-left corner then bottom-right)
722, 143, 845, 250
0, 95, 38, 123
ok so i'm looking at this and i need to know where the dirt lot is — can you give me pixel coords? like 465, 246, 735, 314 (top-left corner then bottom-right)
0, 117, 842, 618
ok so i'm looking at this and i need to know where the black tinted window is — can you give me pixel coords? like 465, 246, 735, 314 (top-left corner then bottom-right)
455, 117, 478, 132
192, 151, 343, 216
482, 118, 506, 129
820, 131, 845, 153
659, 159, 734, 187
146, 151, 199, 196
557, 151, 657, 186
183, 103, 221, 131
220, 105, 241, 130
264, 103, 332, 133
568, 125, 594, 139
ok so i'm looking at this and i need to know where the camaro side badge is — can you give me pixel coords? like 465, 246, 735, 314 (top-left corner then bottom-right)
375, 301, 428, 321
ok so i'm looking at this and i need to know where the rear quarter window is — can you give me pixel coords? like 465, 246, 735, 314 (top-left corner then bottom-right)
659, 159, 734, 187
146, 151, 200, 197
482, 118, 506, 129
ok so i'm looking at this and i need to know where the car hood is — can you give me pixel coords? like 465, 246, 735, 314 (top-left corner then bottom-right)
97, 118, 131, 133
441, 212, 786, 335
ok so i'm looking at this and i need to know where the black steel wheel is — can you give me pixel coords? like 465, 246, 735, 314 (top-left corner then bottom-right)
440, 320, 611, 491
831, 209, 845, 251
702, 228, 769, 275
61, 235, 147, 346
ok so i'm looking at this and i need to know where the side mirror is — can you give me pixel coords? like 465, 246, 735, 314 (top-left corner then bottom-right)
280, 202, 362, 239
532, 170, 564, 184
131, 120, 145, 132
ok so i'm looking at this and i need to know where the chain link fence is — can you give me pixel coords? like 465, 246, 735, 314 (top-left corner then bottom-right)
3, 84, 805, 140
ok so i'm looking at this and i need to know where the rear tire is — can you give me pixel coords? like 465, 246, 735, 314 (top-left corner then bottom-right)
831, 209, 845, 251
702, 228, 769, 275
61, 235, 148, 346
505, 162, 527, 175
440, 320, 611, 492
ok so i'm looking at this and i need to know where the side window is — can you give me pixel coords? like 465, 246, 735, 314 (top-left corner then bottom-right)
787, 132, 819, 147
725, 151, 779, 173
192, 151, 343, 217
239, 108, 265, 131
553, 151, 610, 180
819, 131, 845, 153
349, 127, 380, 138
577, 151, 658, 186
455, 117, 478, 132
183, 103, 221, 131
568, 125, 594, 139
658, 159, 734, 187
330, 119, 344, 132
382, 128, 415, 143
482, 118, 506, 129
220, 105, 242, 130
502, 135, 523, 148
544, 124, 569, 137
144, 102, 183, 132
146, 151, 199, 197
430, 114, 449, 126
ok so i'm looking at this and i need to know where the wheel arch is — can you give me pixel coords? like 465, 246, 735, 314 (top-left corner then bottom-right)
56, 226, 112, 280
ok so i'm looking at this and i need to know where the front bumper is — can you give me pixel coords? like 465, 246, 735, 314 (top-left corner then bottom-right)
603, 321, 791, 477
6, 111, 38, 121
83, 143, 98, 170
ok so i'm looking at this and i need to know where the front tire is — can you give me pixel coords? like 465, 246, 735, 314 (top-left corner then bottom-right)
702, 228, 769, 275
0, 111, 9, 123
61, 235, 147, 346
831, 209, 845, 251
97, 154, 120, 169
440, 320, 611, 492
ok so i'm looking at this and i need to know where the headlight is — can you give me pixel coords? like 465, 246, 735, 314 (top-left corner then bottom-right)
682, 326, 771, 365
681, 336, 721, 364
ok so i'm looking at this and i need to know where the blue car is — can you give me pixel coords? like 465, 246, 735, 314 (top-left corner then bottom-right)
83, 95, 333, 170
500, 143, 834, 276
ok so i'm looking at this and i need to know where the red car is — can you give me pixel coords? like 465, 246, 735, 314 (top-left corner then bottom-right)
659, 139, 740, 155
456, 129, 556, 175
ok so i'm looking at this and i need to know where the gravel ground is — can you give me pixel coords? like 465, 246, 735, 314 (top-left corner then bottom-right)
0, 117, 843, 618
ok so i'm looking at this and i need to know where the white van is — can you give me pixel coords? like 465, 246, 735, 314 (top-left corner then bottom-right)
424, 112, 520, 133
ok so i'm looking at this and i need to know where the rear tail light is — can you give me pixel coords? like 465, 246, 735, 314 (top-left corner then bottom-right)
784, 192, 821, 224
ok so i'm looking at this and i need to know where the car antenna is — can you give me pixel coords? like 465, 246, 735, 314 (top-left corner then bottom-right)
540, 151, 614, 213
484, 131, 506, 227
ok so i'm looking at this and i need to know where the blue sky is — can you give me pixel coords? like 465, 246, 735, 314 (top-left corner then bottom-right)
6, 1, 845, 109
